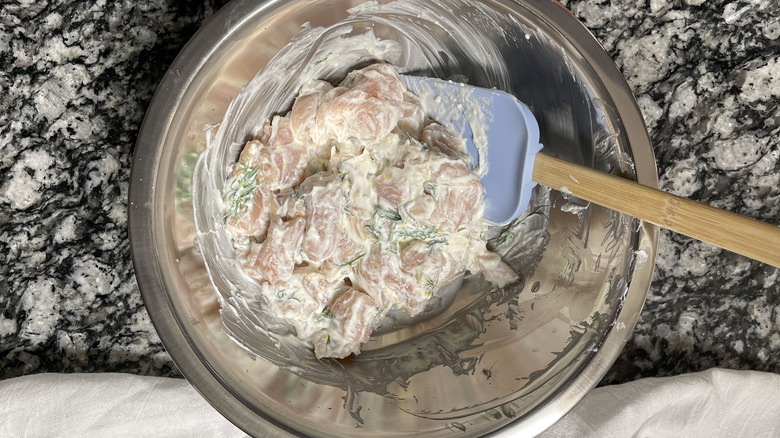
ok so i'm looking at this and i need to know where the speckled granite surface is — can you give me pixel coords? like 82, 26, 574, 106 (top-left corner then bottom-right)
1, 0, 778, 385
0, 0, 231, 378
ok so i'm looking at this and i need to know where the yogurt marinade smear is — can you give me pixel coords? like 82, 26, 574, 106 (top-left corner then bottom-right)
223, 64, 516, 358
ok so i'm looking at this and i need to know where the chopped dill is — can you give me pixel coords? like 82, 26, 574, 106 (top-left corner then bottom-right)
305, 52, 332, 74
405, 132, 430, 151
314, 308, 335, 323
391, 224, 447, 246
336, 156, 353, 181
339, 253, 366, 267
234, 236, 257, 247
342, 187, 350, 207
495, 230, 514, 246
376, 208, 402, 221
274, 288, 300, 303
423, 181, 438, 199
365, 223, 382, 240
224, 162, 261, 224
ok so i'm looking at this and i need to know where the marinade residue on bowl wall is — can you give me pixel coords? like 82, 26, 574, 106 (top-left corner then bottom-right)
189, 0, 639, 421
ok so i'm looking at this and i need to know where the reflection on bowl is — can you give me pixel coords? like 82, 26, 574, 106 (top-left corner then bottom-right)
129, 0, 658, 436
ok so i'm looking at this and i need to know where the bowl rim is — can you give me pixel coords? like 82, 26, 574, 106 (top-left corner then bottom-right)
128, 0, 659, 436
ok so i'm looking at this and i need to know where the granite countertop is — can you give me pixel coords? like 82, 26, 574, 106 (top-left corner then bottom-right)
1, 0, 778, 387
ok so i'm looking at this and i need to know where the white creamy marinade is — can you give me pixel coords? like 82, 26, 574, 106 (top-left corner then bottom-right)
223, 64, 516, 358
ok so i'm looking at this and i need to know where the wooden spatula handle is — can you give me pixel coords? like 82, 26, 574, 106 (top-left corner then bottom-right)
532, 153, 780, 269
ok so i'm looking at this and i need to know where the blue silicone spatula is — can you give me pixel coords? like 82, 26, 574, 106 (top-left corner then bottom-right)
401, 75, 542, 226
401, 74, 780, 269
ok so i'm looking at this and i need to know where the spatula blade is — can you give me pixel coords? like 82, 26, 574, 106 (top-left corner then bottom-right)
401, 74, 542, 225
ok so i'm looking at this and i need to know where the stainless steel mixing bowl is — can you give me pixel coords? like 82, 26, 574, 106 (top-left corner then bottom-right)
129, 0, 658, 436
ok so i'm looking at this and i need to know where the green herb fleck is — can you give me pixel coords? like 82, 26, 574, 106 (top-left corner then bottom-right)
339, 253, 366, 267
342, 187, 350, 207
336, 157, 353, 181
391, 224, 447, 246
314, 308, 335, 323
305, 52, 332, 73
423, 181, 438, 199
496, 230, 514, 246
235, 236, 257, 247
405, 133, 430, 150
365, 223, 382, 240
376, 208, 402, 221
274, 288, 300, 303
224, 162, 261, 224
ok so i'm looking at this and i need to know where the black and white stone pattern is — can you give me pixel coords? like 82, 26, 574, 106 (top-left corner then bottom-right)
1, 0, 230, 379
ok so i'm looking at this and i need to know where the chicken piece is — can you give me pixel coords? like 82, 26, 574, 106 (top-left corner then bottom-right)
421, 123, 468, 161
400, 239, 458, 289
313, 289, 378, 358
339, 63, 405, 103
312, 86, 348, 146
330, 289, 378, 343
319, 89, 404, 142
336, 152, 379, 220
351, 244, 394, 310
308, 64, 406, 143
298, 263, 345, 307
237, 139, 263, 164
291, 90, 324, 145
224, 162, 275, 239
302, 176, 343, 262
227, 186, 275, 240
477, 251, 518, 288
248, 215, 305, 284
330, 229, 366, 267
275, 191, 306, 222
257, 115, 295, 147
373, 165, 407, 208
352, 244, 421, 313
430, 161, 484, 232
405, 195, 437, 226
260, 144, 308, 192
394, 91, 427, 138
237, 139, 308, 193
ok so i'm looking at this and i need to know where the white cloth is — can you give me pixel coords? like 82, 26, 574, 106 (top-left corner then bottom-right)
541, 368, 780, 438
1, 369, 778, 437
0, 373, 246, 438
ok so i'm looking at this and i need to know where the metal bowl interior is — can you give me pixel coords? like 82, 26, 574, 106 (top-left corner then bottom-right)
129, 0, 658, 436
